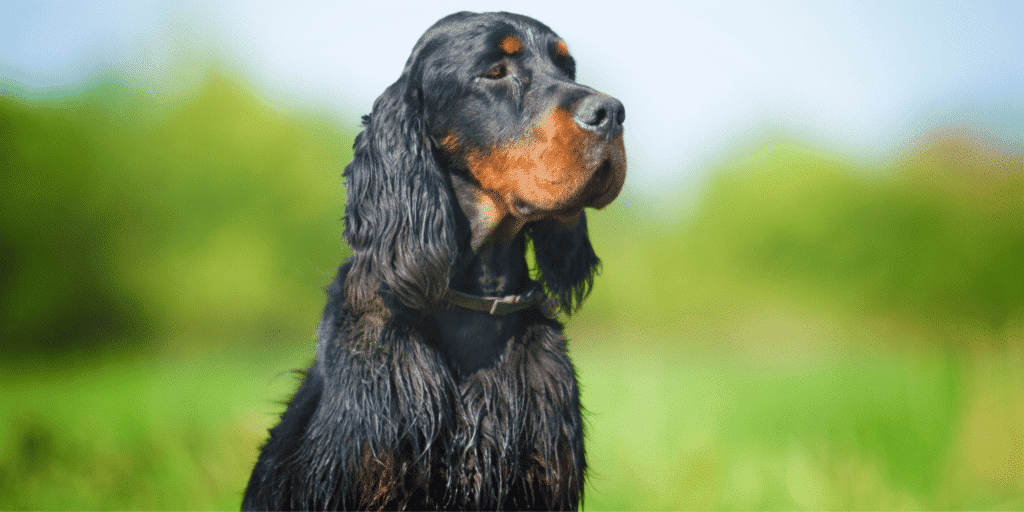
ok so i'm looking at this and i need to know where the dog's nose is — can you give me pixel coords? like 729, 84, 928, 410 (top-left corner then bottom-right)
574, 95, 625, 136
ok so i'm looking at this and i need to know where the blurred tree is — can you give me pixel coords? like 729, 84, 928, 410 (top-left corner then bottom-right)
1, 73, 352, 357
1, 84, 151, 356
688, 134, 1024, 331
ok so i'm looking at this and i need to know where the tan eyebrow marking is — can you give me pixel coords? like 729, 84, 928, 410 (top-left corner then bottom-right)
500, 35, 523, 56
441, 133, 459, 152
555, 40, 570, 59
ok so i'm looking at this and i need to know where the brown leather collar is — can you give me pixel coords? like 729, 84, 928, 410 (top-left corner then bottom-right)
446, 285, 550, 316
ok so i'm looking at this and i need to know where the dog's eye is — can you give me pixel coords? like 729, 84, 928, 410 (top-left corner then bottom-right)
483, 63, 508, 80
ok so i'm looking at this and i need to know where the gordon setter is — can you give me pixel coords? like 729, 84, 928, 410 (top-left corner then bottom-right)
243, 11, 626, 511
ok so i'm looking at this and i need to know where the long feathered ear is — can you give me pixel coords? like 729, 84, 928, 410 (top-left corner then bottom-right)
528, 214, 600, 315
343, 79, 457, 313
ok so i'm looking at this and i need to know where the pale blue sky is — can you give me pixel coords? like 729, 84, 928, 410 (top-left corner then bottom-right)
2, 1, 1021, 200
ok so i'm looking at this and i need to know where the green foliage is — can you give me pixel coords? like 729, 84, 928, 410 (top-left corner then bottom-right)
687, 137, 1024, 329
4, 74, 1021, 353
1, 74, 352, 354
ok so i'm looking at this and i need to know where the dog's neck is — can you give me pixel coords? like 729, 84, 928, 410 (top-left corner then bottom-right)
431, 173, 536, 378
447, 173, 527, 256
452, 236, 530, 298
446, 172, 535, 296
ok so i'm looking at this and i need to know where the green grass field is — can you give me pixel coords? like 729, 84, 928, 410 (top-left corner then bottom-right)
2, 323, 1022, 509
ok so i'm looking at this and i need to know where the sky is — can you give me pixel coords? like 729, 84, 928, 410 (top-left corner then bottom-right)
2, 0, 1022, 201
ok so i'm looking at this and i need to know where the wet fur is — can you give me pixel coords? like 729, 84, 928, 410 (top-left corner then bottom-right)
242, 11, 625, 510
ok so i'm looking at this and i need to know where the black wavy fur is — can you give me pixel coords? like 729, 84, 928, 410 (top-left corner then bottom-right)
243, 11, 622, 511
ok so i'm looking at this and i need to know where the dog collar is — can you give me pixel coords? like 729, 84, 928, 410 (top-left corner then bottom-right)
446, 285, 551, 316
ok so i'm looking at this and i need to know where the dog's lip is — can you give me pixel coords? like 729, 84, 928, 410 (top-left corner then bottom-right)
581, 158, 625, 209
582, 161, 612, 204
584, 182, 618, 210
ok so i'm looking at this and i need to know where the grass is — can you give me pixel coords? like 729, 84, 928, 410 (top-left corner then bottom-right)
579, 341, 959, 509
2, 318, 1023, 510
0, 343, 311, 509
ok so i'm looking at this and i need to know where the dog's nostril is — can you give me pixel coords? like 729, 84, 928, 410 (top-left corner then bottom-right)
575, 95, 625, 133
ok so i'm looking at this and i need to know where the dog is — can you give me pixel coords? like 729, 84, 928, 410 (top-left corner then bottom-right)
243, 11, 625, 510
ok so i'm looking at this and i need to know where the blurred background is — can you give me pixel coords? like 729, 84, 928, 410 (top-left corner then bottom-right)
1, 0, 1022, 509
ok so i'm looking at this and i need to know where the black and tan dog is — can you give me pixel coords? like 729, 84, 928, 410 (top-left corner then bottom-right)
243, 11, 626, 510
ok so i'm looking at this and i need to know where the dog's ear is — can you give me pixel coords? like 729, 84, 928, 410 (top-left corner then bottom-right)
528, 214, 600, 315
343, 78, 456, 313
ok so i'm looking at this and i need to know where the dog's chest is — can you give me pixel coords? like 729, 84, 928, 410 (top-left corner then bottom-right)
432, 307, 520, 377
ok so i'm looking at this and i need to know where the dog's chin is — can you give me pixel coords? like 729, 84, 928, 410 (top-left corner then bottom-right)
548, 208, 584, 226
510, 163, 625, 225
508, 197, 576, 225
510, 196, 598, 227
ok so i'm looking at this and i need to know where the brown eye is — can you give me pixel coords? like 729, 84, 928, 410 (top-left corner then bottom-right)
483, 63, 508, 79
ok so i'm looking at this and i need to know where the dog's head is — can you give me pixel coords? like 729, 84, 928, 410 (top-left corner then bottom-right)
343, 11, 626, 315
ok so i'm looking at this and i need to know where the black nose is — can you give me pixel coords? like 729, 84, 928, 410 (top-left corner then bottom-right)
574, 95, 625, 136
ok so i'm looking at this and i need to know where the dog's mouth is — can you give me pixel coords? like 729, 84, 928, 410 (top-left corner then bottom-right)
464, 118, 627, 226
